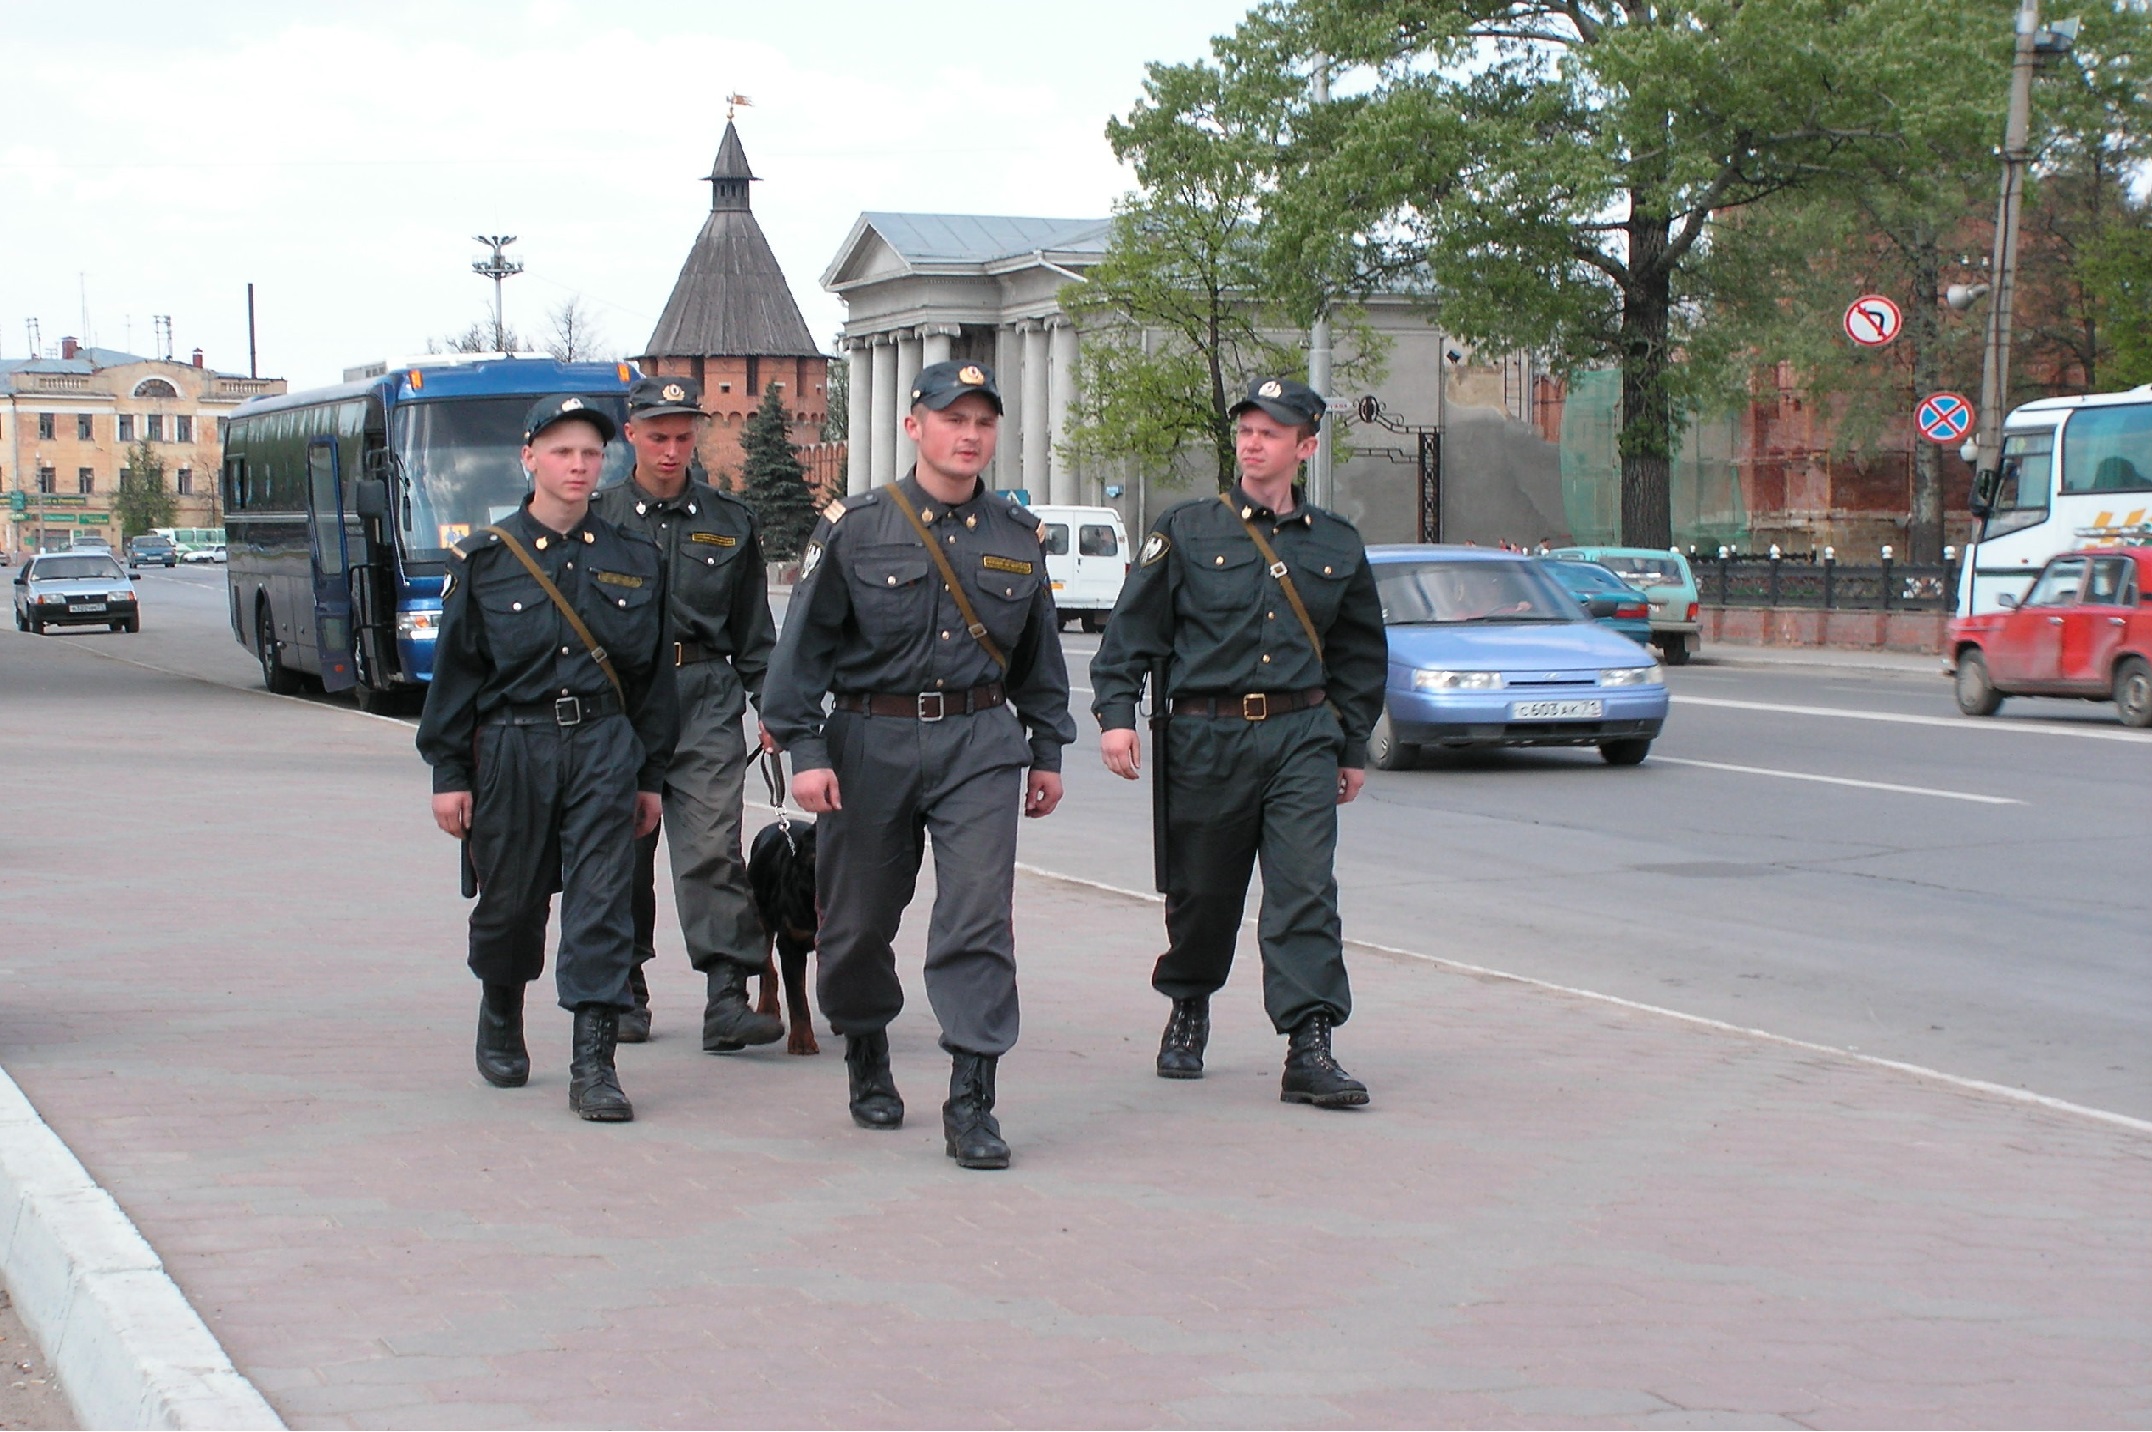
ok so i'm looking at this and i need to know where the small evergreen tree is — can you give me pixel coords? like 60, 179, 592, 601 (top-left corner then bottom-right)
739, 382, 819, 561
115, 440, 177, 539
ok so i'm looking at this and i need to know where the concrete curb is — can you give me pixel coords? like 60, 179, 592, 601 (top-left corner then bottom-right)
0, 1069, 282, 1430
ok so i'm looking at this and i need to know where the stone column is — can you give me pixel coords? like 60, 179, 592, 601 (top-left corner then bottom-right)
1046, 318, 1078, 506
1020, 320, 1050, 502
869, 335, 897, 486
845, 338, 873, 495
993, 324, 1021, 492
920, 324, 956, 368
893, 331, 923, 477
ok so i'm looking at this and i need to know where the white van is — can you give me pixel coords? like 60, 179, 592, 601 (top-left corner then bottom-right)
1032, 505, 1130, 631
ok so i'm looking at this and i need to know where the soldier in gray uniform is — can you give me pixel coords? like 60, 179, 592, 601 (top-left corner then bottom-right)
417, 395, 678, 1123
763, 360, 1075, 1170
592, 375, 781, 1051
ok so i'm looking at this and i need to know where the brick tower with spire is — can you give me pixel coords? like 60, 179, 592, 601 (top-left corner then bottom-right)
634, 120, 828, 486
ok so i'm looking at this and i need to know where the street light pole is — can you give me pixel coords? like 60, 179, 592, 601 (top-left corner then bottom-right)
471, 236, 523, 351
1305, 52, 1334, 509
1971, 0, 2043, 496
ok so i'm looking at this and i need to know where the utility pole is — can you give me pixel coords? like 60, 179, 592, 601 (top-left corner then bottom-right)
246, 283, 258, 379
471, 236, 523, 352
1305, 52, 1334, 509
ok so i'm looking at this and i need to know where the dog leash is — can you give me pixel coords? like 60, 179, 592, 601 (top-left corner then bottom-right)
760, 749, 804, 853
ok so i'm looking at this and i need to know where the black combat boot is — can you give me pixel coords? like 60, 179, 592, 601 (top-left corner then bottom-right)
701, 962, 784, 1053
844, 1029, 904, 1129
617, 962, 652, 1043
943, 1050, 1010, 1170
1156, 996, 1210, 1080
1280, 1012, 1369, 1109
475, 982, 529, 1088
568, 1004, 634, 1122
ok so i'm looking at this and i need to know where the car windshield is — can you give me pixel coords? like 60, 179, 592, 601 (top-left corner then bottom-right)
1376, 560, 1581, 625
1596, 555, 1684, 585
394, 396, 632, 562
34, 556, 125, 581
1545, 560, 1632, 592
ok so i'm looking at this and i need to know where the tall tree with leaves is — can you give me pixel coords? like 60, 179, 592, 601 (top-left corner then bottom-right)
738, 383, 818, 560
115, 440, 176, 539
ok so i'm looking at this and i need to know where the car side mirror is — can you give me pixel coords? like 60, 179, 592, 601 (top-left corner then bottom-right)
11, 573, 24, 587
1586, 595, 1622, 618
1996, 593, 2018, 609
353, 476, 388, 520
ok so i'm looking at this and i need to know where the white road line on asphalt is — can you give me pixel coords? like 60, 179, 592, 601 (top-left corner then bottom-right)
1649, 756, 2023, 804
1004, 861, 2152, 1138
1674, 693, 2152, 743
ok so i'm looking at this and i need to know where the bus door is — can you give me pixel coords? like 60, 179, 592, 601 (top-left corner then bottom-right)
305, 438, 358, 693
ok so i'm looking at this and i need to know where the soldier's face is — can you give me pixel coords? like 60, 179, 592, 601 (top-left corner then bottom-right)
906, 394, 1000, 481
1236, 410, 1320, 485
624, 413, 699, 482
522, 419, 607, 505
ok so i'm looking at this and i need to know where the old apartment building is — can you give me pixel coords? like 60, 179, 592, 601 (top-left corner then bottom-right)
1, 338, 284, 555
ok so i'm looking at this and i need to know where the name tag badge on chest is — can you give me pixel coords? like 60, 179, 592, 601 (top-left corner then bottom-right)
981, 554, 1034, 576
689, 532, 737, 548
593, 571, 645, 589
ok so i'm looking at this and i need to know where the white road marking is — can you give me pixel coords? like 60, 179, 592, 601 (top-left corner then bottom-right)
1006, 862, 2152, 1137
1649, 755, 2022, 804
1674, 693, 2152, 743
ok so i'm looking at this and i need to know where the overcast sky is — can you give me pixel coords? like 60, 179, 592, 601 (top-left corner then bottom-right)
3, 1, 1254, 388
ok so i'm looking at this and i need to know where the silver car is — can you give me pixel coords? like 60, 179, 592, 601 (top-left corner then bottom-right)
12, 551, 141, 634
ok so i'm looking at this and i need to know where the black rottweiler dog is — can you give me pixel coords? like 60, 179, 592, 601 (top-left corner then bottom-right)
747, 812, 820, 1055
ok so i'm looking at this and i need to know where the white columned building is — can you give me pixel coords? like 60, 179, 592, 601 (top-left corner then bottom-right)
845, 340, 873, 493
892, 331, 922, 475
1045, 317, 1078, 505
1019, 322, 1050, 498
868, 335, 897, 485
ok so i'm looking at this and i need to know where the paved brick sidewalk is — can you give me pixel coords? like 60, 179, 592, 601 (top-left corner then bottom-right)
2, 632, 2147, 1428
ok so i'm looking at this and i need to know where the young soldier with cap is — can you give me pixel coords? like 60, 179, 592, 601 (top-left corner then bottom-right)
1090, 377, 1387, 1107
417, 395, 678, 1123
592, 376, 780, 1050
763, 360, 1075, 1169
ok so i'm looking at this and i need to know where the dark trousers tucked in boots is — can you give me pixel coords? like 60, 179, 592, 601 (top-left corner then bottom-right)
1281, 1012, 1369, 1108
844, 1030, 904, 1129
618, 963, 652, 1043
476, 983, 529, 1087
568, 1004, 634, 1122
1156, 996, 1209, 1079
703, 962, 783, 1054
944, 1049, 1009, 1170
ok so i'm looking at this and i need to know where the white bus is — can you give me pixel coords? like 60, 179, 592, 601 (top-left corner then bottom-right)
1963, 385, 2152, 615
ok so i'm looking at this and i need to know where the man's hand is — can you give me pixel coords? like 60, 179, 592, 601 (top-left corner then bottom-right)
634, 791, 663, 838
1100, 728, 1142, 780
1025, 770, 1064, 819
794, 768, 842, 813
1337, 768, 1366, 805
432, 792, 472, 839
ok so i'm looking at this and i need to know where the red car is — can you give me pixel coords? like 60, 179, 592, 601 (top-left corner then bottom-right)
1947, 546, 2152, 728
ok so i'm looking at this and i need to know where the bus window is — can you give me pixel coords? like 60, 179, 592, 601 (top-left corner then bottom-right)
2061, 404, 2152, 494
394, 396, 631, 560
1982, 431, 2052, 539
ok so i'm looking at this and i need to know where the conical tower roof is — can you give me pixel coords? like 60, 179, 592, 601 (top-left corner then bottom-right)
641, 123, 819, 359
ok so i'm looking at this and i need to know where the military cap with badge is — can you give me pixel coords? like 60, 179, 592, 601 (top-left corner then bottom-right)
625, 375, 707, 421
522, 393, 619, 445
910, 360, 1004, 413
1229, 376, 1327, 429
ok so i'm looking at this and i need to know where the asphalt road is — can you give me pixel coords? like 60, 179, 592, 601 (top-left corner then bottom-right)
37, 565, 2152, 1118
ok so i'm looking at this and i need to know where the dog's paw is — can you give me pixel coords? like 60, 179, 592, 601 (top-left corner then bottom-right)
788, 1027, 820, 1056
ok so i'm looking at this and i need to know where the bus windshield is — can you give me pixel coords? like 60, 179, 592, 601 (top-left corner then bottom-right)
1983, 430, 2054, 540
394, 396, 632, 560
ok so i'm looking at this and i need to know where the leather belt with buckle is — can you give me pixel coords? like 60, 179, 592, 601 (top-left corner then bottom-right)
484, 690, 626, 728
674, 639, 724, 667
1169, 687, 1327, 721
832, 682, 1008, 722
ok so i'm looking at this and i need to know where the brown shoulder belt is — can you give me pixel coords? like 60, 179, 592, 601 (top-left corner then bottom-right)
481, 525, 628, 706
883, 483, 1009, 672
1220, 492, 1324, 662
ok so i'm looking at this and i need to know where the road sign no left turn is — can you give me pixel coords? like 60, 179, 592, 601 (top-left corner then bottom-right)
1845, 294, 1903, 347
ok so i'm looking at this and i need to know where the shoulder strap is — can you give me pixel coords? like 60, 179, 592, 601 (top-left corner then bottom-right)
1220, 492, 1324, 663
883, 483, 1008, 672
482, 525, 628, 706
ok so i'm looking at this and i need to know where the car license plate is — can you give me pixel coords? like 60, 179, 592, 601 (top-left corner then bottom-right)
68, 602, 107, 613
1511, 699, 1602, 720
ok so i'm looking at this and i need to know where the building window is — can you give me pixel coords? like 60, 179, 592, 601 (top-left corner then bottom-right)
133, 378, 178, 399
36, 466, 56, 495
77, 414, 94, 441
77, 468, 94, 495
38, 413, 55, 440
146, 414, 164, 442
176, 467, 193, 497
118, 415, 135, 442
176, 414, 193, 443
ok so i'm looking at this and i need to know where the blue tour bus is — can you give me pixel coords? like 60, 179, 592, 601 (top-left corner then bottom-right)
222, 356, 636, 710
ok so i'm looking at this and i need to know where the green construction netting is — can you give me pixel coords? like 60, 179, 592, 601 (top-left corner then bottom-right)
1558, 368, 1747, 548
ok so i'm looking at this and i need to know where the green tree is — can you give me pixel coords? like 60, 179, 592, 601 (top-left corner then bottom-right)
1241, 0, 1916, 547
738, 383, 818, 561
2079, 209, 2152, 388
115, 440, 176, 539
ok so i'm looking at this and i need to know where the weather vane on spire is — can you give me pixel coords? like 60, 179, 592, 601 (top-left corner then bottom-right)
725, 92, 752, 121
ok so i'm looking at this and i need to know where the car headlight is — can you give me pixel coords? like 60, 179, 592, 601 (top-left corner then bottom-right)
1413, 669, 1505, 691
1599, 664, 1663, 686
109, 590, 135, 602
397, 610, 441, 640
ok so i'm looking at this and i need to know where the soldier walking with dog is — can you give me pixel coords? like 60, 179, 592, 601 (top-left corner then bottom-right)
592, 375, 782, 1051
1091, 377, 1387, 1107
417, 395, 678, 1123
763, 360, 1075, 1169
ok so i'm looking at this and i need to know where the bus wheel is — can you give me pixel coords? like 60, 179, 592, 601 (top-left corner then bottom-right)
2115, 657, 2152, 729
257, 603, 302, 694
1953, 650, 2003, 717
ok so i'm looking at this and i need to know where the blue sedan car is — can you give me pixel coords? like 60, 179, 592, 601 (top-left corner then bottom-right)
1367, 546, 1668, 770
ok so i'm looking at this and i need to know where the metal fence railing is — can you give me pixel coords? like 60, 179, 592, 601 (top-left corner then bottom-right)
1698, 546, 1960, 614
